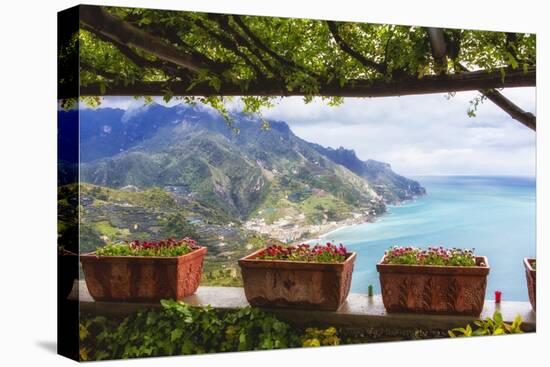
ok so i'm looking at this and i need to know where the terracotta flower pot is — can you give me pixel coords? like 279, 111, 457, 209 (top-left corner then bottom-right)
377, 255, 489, 316
80, 247, 207, 302
238, 248, 356, 311
524, 258, 536, 311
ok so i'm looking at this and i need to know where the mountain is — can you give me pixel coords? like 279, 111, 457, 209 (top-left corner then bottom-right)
60, 103, 425, 237
309, 144, 426, 203
75, 105, 361, 217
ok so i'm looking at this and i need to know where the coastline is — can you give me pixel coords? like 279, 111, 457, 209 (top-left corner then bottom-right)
302, 224, 353, 244
298, 216, 372, 245
299, 195, 423, 245
319, 225, 352, 239
248, 194, 425, 246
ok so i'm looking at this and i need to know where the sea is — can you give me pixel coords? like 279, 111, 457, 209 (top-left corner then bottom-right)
317, 175, 536, 301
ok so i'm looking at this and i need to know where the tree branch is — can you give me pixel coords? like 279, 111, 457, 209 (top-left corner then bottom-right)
80, 61, 119, 81
426, 27, 447, 74
483, 89, 536, 130
81, 23, 194, 84
129, 21, 232, 75
208, 14, 279, 77
427, 27, 536, 131
79, 5, 213, 72
232, 15, 319, 78
327, 21, 386, 75
80, 66, 535, 97
189, 16, 266, 77
81, 24, 177, 73
382, 30, 395, 68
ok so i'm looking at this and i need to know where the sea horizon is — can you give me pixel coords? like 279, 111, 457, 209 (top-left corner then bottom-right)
409, 173, 535, 179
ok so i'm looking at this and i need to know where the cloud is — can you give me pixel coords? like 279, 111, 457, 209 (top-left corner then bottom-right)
93, 87, 535, 176
261, 88, 535, 176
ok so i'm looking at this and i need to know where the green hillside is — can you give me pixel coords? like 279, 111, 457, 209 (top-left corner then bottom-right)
59, 183, 278, 286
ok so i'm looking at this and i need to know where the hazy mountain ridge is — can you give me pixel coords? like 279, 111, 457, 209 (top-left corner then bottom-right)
64, 103, 425, 226
308, 144, 426, 203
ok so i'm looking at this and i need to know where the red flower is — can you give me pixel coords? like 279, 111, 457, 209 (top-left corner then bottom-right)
257, 242, 348, 262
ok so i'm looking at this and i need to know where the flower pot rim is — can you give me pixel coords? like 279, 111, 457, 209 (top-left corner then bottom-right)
377, 254, 489, 275
524, 257, 536, 272
238, 247, 356, 266
80, 245, 207, 262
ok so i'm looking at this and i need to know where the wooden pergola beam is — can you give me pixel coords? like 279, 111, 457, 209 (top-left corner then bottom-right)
80, 66, 535, 97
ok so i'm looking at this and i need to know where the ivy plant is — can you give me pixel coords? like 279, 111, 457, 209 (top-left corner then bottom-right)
79, 300, 340, 361
448, 311, 523, 337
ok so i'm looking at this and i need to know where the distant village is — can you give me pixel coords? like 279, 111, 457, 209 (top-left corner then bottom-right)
244, 210, 375, 244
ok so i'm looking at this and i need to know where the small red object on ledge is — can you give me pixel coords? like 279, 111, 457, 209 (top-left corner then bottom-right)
495, 290, 502, 304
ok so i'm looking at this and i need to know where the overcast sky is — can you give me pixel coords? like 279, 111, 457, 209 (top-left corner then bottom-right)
93, 87, 536, 177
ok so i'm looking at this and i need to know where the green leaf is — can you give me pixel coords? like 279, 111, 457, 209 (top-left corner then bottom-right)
493, 311, 503, 326
170, 328, 183, 342
79, 324, 89, 340
209, 76, 222, 92
181, 339, 194, 355
238, 332, 247, 349
448, 311, 525, 338
162, 89, 173, 103
512, 314, 522, 328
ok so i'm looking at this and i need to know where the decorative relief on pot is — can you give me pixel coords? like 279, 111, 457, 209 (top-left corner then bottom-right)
81, 247, 207, 302
421, 277, 434, 312
377, 256, 489, 316
398, 277, 412, 309
445, 278, 459, 313
238, 250, 356, 311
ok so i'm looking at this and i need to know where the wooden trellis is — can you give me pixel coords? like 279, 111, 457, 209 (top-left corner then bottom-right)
62, 5, 536, 130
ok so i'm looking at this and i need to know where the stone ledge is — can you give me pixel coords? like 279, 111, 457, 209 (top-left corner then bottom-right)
73, 281, 536, 332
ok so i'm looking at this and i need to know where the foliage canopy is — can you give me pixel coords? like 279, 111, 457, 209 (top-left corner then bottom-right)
60, 5, 536, 127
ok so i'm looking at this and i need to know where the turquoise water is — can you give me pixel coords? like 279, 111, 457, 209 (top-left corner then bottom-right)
319, 176, 536, 301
